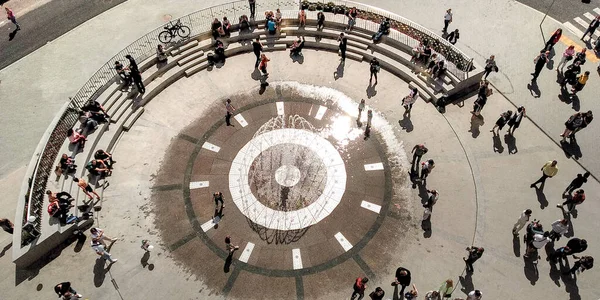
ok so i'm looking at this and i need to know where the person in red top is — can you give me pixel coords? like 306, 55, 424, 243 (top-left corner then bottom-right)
545, 28, 562, 51
557, 189, 585, 213
5, 7, 20, 30
351, 277, 369, 300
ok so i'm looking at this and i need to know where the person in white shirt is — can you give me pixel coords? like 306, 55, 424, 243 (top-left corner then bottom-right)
420, 159, 435, 181
549, 219, 569, 241
90, 227, 117, 247
525, 232, 551, 258
512, 209, 532, 234
443, 9, 453, 32
467, 289, 482, 300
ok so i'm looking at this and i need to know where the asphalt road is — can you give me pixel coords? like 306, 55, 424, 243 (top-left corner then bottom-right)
0, 0, 126, 70
518, 0, 600, 23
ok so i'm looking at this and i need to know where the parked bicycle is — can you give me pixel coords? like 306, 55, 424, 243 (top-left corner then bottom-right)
158, 19, 191, 43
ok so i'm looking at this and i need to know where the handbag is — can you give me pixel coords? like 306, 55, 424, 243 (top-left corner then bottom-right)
566, 55, 573, 61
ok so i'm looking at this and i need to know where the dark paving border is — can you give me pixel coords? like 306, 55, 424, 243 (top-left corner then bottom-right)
295, 275, 305, 300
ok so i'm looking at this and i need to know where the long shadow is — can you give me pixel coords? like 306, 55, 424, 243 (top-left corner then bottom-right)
459, 273, 474, 295
366, 82, 377, 98
398, 114, 413, 132
93, 258, 112, 287
548, 260, 562, 287
523, 256, 540, 285
560, 139, 583, 160
533, 186, 549, 209
558, 86, 581, 111
469, 115, 484, 138
504, 134, 518, 154
8, 28, 18, 41
556, 70, 565, 84
0, 242, 13, 258
290, 52, 304, 64
492, 133, 504, 153
560, 260, 582, 300
527, 81, 541, 98
512, 234, 521, 257
333, 61, 344, 80
421, 218, 432, 238
224, 253, 233, 273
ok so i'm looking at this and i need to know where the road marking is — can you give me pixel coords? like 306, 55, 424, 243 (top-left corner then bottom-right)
189, 181, 209, 189
594, 7, 600, 15
361, 201, 382, 214
559, 33, 600, 63
563, 22, 585, 39
315, 105, 327, 120
234, 114, 248, 127
202, 142, 221, 152
201, 218, 217, 232
292, 248, 303, 269
276, 102, 284, 115
334, 232, 353, 252
364, 162, 384, 171
584, 12, 595, 21
239, 242, 255, 263
574, 17, 589, 28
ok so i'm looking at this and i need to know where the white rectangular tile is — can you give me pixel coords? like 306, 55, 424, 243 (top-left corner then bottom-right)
574, 17, 589, 28
584, 12, 595, 21
334, 232, 353, 252
276, 102, 285, 115
563, 21, 585, 37
239, 242, 255, 263
234, 114, 248, 127
189, 181, 209, 189
361, 201, 382, 214
202, 142, 221, 153
292, 248, 303, 269
201, 218, 216, 232
594, 7, 600, 15
364, 162, 384, 171
315, 105, 327, 120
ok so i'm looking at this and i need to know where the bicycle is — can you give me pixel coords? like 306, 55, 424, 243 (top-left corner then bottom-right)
158, 19, 191, 43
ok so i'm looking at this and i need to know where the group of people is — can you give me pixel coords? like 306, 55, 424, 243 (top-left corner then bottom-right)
411, 41, 447, 80
114, 54, 145, 94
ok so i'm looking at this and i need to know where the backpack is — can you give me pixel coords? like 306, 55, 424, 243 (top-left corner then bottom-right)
85, 161, 94, 172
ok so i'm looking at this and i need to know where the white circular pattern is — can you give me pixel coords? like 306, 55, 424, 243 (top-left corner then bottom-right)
229, 128, 347, 230
274, 165, 302, 187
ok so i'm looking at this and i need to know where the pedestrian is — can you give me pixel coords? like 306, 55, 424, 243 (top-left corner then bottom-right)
248, 0, 256, 18
225, 235, 239, 256
402, 88, 419, 114
363, 125, 371, 141
571, 71, 590, 94
549, 219, 569, 241
73, 177, 100, 200
404, 284, 418, 300
544, 28, 562, 51
561, 61, 581, 87
214, 192, 225, 209
369, 57, 380, 84
338, 33, 348, 62
490, 110, 512, 135
582, 16, 600, 41
351, 277, 368, 300
571, 111, 593, 138
141, 239, 154, 252
512, 209, 532, 235
557, 189, 585, 213
90, 227, 117, 247
367, 109, 373, 127
252, 37, 263, 68
298, 9, 306, 27
410, 144, 428, 170
346, 7, 358, 31
561, 113, 584, 141
531, 50, 550, 81
483, 55, 498, 79
556, 45, 575, 71
369, 287, 385, 300
317, 10, 325, 30
530, 160, 558, 188
463, 246, 484, 273
563, 172, 590, 195
564, 255, 594, 275
258, 53, 270, 76
525, 231, 551, 258
471, 81, 490, 120
225, 99, 235, 127
92, 240, 118, 263
420, 159, 435, 182
54, 282, 82, 299
566, 238, 588, 255
446, 29, 459, 45
438, 279, 453, 299
267, 17, 277, 34
156, 45, 168, 64
0, 218, 14, 234
5, 7, 20, 30
466, 290, 482, 300
443, 9, 452, 32
507, 106, 525, 135
358, 99, 366, 122
422, 189, 439, 221
130, 68, 145, 94
571, 48, 587, 66
391, 267, 411, 296
425, 290, 442, 300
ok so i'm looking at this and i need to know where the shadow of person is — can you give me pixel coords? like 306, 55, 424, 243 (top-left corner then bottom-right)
548, 260, 562, 287
8, 28, 18, 41
223, 253, 233, 273
560, 266, 582, 300
251, 68, 262, 80
533, 186, 549, 209
73, 234, 86, 253
564, 217, 575, 238
93, 258, 110, 287
527, 81, 541, 98
492, 133, 504, 153
398, 115, 413, 132
459, 273, 474, 294
546, 60, 555, 69
333, 61, 344, 80
366, 82, 378, 98
560, 139, 583, 160
469, 115, 484, 138
290, 53, 304, 64
409, 169, 419, 189
512, 234, 521, 257
140, 251, 153, 271
0, 242, 12, 258
523, 256, 540, 285
421, 218, 432, 238
504, 134, 518, 154
556, 70, 565, 83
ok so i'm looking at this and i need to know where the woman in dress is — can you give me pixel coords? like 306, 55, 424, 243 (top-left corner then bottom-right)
561, 112, 584, 141
490, 110, 512, 135
507, 106, 526, 135
402, 88, 419, 114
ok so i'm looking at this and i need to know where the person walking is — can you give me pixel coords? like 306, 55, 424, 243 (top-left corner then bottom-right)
368, 287, 385, 300
507, 106, 525, 135
92, 240, 118, 263
571, 111, 593, 138
561, 61, 581, 87
126, 54, 145, 94
549, 219, 569, 241
358, 99, 366, 123
466, 290, 483, 300
561, 112, 584, 141
73, 177, 100, 200
571, 71, 590, 95
438, 279, 453, 299
490, 110, 512, 135
214, 192, 225, 209
531, 50, 550, 81
545, 29, 562, 51
225, 235, 239, 257
225, 99, 235, 127
317, 11, 325, 30
248, 0, 256, 18
402, 88, 419, 115
525, 231, 551, 258
90, 228, 117, 247
571, 48, 587, 67
512, 209, 532, 235
367, 109, 373, 127
557, 189, 585, 213
369, 57, 380, 84
0, 218, 14, 234
563, 172, 590, 195
420, 159, 435, 182
5, 7, 20, 30
338, 33, 348, 62
392, 267, 411, 297
411, 144, 428, 171
582, 16, 600, 41
556, 45, 575, 71
564, 255, 594, 275
54, 282, 82, 299
446, 29, 459, 45
258, 53, 270, 76
425, 291, 442, 300
252, 37, 263, 68
483, 55, 498, 79
530, 160, 558, 188
422, 189, 439, 221
463, 246, 484, 273
443, 9, 452, 32
346, 7, 358, 31
351, 276, 368, 300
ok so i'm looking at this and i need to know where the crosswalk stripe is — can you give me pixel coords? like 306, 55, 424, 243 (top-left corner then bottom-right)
584, 12, 595, 21
239, 242, 255, 263
574, 17, 589, 28
594, 7, 600, 15
563, 21, 585, 38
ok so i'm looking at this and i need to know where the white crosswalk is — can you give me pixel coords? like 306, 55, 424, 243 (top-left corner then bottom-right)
563, 8, 600, 40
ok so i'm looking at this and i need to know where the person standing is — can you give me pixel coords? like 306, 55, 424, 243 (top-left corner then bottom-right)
5, 7, 20, 30
557, 189, 585, 213
420, 159, 435, 182
92, 240, 118, 263
351, 277, 369, 300
446, 29, 459, 45
571, 71, 590, 95
54, 282, 82, 299
512, 209, 532, 235
391, 267, 411, 297
0, 218, 14, 234
571, 111, 593, 138
531, 50, 550, 81
483, 55, 498, 79
549, 219, 569, 241
258, 53, 270, 76
225, 99, 235, 127
544, 29, 562, 51
225, 235, 239, 257
507, 106, 525, 135
571, 48, 587, 67
422, 189, 439, 221
90, 228, 117, 247
73, 177, 100, 200
466, 290, 483, 300
214, 192, 225, 209
530, 160, 558, 188
581, 16, 600, 41
346, 7, 358, 31
438, 279, 453, 299
358, 99, 366, 124
425, 291, 442, 300
252, 37, 263, 68
317, 10, 325, 30
556, 45, 575, 71
367, 109, 373, 127
369, 57, 380, 84
248, 0, 256, 18
411, 144, 428, 171
463, 246, 484, 273
338, 33, 348, 62
561, 112, 584, 141
525, 231, 551, 258
368, 287, 385, 300
563, 172, 590, 195
402, 88, 419, 114
443, 9, 452, 32
564, 256, 594, 275
490, 110, 512, 135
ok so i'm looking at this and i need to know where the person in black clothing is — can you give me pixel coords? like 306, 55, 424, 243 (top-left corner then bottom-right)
125, 55, 139, 73
446, 28, 459, 45
317, 11, 325, 30
410, 144, 428, 172
490, 110, 512, 135
82, 100, 110, 120
248, 0, 256, 18
252, 37, 263, 68
54, 282, 82, 298
566, 238, 588, 255
211, 18, 223, 39
369, 57, 380, 84
114, 61, 131, 86
582, 16, 600, 41
571, 110, 593, 138
531, 50, 549, 81
338, 33, 347, 62
59, 153, 77, 174
561, 61, 581, 87
564, 255, 594, 275
463, 246, 484, 273
126, 54, 145, 94
421, 44, 432, 64
369, 287, 385, 300
290, 37, 305, 56
391, 267, 411, 297
95, 149, 115, 169
571, 48, 587, 67
564, 172, 590, 195
214, 192, 225, 209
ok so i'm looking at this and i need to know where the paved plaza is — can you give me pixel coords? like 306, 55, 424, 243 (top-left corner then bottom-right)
0, 0, 600, 300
